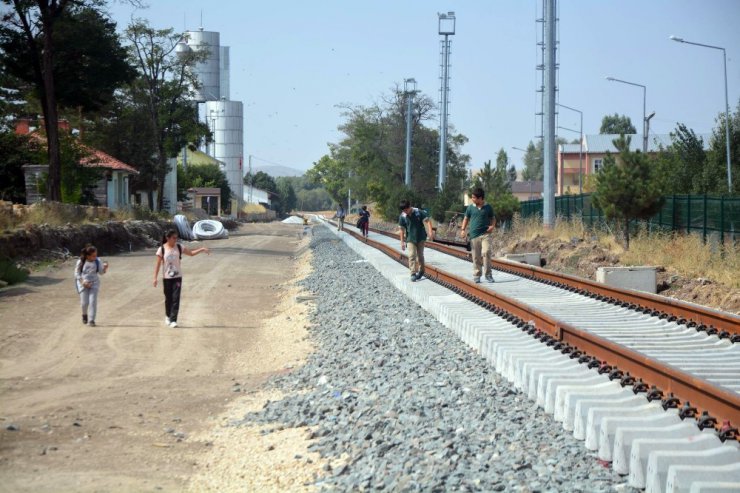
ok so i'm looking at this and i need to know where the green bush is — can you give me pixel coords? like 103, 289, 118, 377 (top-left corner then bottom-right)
0, 258, 29, 285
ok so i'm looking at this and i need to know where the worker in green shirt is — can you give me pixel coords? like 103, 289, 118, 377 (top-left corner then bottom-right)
398, 199, 434, 282
460, 187, 496, 283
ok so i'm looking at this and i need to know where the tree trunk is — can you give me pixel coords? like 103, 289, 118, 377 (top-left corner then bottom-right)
624, 218, 631, 250
41, 15, 62, 202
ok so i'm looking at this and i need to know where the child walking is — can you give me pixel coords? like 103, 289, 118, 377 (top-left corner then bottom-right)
153, 230, 210, 328
75, 245, 109, 327
357, 205, 370, 237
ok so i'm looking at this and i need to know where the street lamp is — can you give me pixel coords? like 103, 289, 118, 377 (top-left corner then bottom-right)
606, 76, 649, 153
670, 35, 732, 193
437, 11, 455, 190
557, 103, 583, 194
403, 78, 419, 187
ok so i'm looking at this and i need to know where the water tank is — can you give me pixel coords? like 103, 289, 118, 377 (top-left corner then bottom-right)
185, 29, 220, 102
219, 46, 230, 100
205, 100, 244, 205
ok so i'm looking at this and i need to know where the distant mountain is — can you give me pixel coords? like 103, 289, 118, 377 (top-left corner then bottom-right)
252, 164, 305, 177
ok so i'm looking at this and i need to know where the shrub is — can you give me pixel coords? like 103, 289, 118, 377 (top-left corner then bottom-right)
0, 258, 29, 285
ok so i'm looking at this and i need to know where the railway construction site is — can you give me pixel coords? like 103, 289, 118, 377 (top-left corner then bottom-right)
1, 219, 738, 492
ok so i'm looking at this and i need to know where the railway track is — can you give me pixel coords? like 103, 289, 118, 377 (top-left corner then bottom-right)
322, 219, 740, 492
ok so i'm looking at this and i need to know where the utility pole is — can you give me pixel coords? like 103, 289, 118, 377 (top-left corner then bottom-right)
248, 154, 253, 204
437, 12, 455, 190
404, 78, 418, 187
543, 0, 557, 227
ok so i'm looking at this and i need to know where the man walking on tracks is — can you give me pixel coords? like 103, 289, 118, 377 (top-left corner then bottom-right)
336, 203, 346, 231
460, 187, 496, 283
399, 199, 434, 282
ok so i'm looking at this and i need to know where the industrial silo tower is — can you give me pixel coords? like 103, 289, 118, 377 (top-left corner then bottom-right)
182, 27, 244, 212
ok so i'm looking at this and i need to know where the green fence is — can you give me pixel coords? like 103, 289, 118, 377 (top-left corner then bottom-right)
519, 194, 740, 242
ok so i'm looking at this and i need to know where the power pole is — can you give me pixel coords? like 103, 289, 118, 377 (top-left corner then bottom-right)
404, 78, 418, 187
543, 0, 557, 227
437, 12, 455, 190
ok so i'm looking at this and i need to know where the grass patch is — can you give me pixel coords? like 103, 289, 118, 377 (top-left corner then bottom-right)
0, 258, 29, 285
622, 231, 740, 289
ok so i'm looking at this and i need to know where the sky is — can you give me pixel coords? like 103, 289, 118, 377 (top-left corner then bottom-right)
107, 0, 740, 173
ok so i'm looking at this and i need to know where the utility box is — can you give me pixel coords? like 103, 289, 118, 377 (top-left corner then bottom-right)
596, 266, 657, 294
505, 253, 542, 266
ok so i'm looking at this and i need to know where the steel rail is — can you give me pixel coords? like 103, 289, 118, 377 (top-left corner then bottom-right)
333, 222, 739, 437
368, 226, 740, 337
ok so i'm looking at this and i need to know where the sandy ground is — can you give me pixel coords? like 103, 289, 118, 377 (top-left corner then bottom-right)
0, 222, 316, 492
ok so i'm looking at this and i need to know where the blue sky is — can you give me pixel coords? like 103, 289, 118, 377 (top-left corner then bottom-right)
108, 0, 740, 173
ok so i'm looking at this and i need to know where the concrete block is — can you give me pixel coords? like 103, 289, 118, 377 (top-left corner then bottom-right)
571, 392, 644, 437
594, 412, 680, 455
596, 266, 657, 293
626, 432, 720, 487
646, 446, 740, 493
504, 252, 541, 266
688, 481, 740, 493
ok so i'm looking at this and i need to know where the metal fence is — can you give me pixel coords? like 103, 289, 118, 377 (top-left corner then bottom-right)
519, 194, 740, 242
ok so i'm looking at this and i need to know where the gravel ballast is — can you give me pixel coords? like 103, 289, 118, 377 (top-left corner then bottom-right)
244, 226, 629, 492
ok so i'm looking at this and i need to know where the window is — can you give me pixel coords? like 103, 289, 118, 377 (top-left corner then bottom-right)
594, 158, 603, 173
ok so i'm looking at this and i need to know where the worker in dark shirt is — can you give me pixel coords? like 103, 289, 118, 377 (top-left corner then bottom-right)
460, 187, 496, 283
398, 199, 434, 282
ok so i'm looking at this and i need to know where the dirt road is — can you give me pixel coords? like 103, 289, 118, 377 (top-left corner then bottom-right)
0, 223, 312, 492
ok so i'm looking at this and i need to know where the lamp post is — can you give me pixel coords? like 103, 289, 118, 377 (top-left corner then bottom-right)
556, 102, 583, 194
437, 11, 455, 190
403, 78, 418, 187
670, 35, 732, 193
606, 76, 648, 152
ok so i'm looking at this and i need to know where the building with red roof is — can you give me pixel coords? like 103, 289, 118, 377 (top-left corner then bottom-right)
17, 119, 138, 210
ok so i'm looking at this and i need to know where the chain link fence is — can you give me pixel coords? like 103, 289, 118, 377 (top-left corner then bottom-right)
520, 194, 740, 242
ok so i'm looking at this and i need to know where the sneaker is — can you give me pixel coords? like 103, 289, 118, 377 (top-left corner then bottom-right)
82, 314, 88, 325
165, 316, 171, 325
473, 277, 481, 284
410, 274, 417, 282
88, 320, 96, 327
485, 274, 494, 283
169, 321, 178, 328
415, 272, 424, 281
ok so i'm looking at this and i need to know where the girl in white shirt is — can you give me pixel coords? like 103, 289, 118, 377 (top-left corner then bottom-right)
153, 230, 210, 328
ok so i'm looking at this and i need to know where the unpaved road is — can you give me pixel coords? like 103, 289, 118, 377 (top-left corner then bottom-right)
0, 223, 311, 492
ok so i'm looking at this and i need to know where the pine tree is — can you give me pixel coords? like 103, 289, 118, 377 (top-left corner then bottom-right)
592, 135, 664, 248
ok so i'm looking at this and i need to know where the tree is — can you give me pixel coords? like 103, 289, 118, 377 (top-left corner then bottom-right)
244, 170, 277, 193
520, 138, 568, 181
123, 19, 210, 209
2, 0, 81, 201
704, 100, 740, 195
654, 123, 707, 194
507, 165, 517, 183
472, 154, 520, 225
276, 177, 297, 215
177, 162, 230, 209
592, 135, 665, 248
307, 87, 470, 221
600, 113, 637, 135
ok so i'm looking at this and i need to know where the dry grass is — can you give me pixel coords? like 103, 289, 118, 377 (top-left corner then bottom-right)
508, 215, 740, 291
623, 231, 740, 289
509, 214, 623, 253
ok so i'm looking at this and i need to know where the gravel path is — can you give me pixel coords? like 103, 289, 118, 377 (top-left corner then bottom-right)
243, 227, 630, 492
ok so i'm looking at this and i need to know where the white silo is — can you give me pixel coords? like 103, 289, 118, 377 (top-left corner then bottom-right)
185, 29, 220, 102
219, 46, 230, 100
205, 99, 244, 205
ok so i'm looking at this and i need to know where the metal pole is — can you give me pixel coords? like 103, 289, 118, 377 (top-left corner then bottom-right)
722, 48, 732, 192
642, 85, 647, 153
405, 91, 413, 187
578, 112, 583, 194
543, 0, 556, 227
248, 155, 253, 204
438, 34, 450, 190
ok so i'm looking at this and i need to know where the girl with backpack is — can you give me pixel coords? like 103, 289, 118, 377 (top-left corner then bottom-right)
75, 245, 109, 327
153, 229, 210, 328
